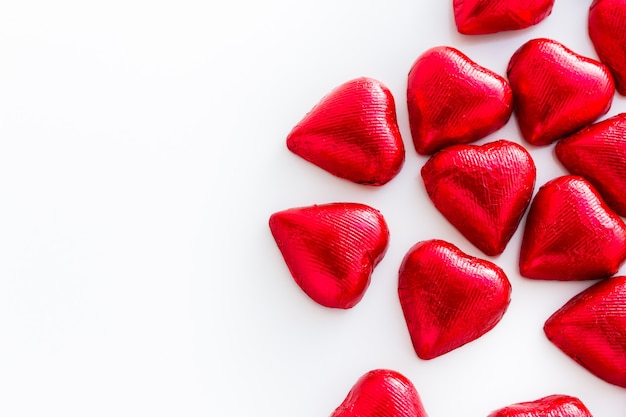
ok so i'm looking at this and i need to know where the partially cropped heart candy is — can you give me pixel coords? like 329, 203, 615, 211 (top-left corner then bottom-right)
286, 77, 404, 185
398, 239, 511, 359
421, 140, 536, 256
556, 113, 626, 217
507, 38, 614, 146
454, 0, 555, 35
544, 275, 626, 388
407, 46, 513, 155
487, 395, 593, 417
330, 369, 428, 417
519, 176, 626, 280
269, 203, 389, 309
589, 0, 626, 95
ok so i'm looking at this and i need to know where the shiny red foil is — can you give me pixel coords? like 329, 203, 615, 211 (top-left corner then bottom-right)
454, 0, 554, 35
398, 239, 511, 359
545, 275, 626, 388
421, 140, 536, 256
487, 395, 593, 417
556, 113, 626, 217
269, 203, 389, 309
589, 0, 626, 95
330, 369, 428, 417
286, 77, 405, 185
519, 176, 626, 280
507, 38, 614, 145
407, 46, 513, 155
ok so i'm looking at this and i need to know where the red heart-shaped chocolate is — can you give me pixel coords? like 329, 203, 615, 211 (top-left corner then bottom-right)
487, 395, 593, 417
407, 46, 513, 155
330, 369, 428, 417
398, 239, 511, 359
519, 176, 626, 280
269, 203, 389, 309
286, 77, 405, 185
507, 38, 614, 145
421, 140, 536, 256
556, 113, 626, 217
454, 0, 554, 35
589, 0, 626, 95
544, 275, 626, 388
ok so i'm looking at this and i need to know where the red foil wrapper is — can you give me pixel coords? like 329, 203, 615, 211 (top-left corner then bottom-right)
330, 369, 428, 417
507, 38, 614, 145
454, 0, 554, 35
488, 395, 593, 417
286, 77, 405, 186
398, 239, 511, 359
519, 176, 626, 280
545, 275, 626, 388
589, 0, 626, 95
269, 203, 389, 309
407, 46, 513, 155
421, 139, 536, 256
556, 113, 626, 217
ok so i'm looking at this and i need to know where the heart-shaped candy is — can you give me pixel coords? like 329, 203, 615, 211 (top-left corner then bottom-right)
330, 369, 428, 417
398, 239, 511, 359
487, 395, 593, 417
556, 113, 626, 217
286, 77, 405, 185
269, 203, 389, 309
589, 0, 626, 95
507, 38, 614, 145
454, 0, 555, 35
421, 139, 536, 256
519, 176, 626, 280
544, 275, 626, 388
407, 46, 513, 155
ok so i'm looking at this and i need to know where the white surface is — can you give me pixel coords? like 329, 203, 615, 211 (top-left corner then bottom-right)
0, 1, 624, 416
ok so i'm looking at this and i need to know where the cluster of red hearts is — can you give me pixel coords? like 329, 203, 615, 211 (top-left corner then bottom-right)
270, 1, 626, 416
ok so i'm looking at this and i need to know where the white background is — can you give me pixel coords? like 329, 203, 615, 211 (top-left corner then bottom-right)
0, 0, 624, 416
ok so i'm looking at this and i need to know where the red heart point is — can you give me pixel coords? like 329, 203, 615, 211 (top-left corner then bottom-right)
507, 38, 614, 145
556, 113, 626, 217
422, 139, 536, 256
330, 369, 428, 417
398, 239, 511, 359
287, 77, 405, 185
545, 276, 626, 388
269, 203, 389, 309
589, 0, 626, 95
454, 0, 554, 35
488, 395, 593, 417
520, 176, 626, 280
407, 46, 513, 155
